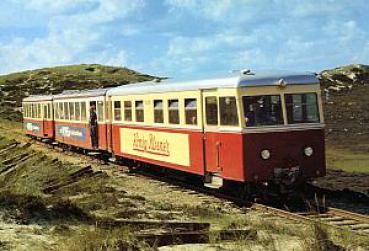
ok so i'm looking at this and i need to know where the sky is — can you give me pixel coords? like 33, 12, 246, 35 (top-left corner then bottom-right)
0, 0, 369, 78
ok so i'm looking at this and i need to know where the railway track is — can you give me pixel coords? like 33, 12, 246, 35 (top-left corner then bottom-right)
252, 204, 369, 236
25, 139, 369, 238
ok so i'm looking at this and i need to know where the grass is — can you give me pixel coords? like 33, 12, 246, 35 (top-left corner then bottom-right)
326, 145, 369, 173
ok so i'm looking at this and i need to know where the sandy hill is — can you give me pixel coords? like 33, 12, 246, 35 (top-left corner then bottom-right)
318, 64, 369, 149
0, 64, 157, 120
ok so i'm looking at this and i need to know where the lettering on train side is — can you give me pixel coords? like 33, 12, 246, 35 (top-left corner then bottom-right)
133, 132, 170, 156
25, 122, 41, 132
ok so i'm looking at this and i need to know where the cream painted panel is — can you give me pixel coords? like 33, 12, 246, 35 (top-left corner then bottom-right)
120, 127, 190, 167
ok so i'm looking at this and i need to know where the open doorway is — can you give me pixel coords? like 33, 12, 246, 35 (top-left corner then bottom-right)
89, 101, 98, 149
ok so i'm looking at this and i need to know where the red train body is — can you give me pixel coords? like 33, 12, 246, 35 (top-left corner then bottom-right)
22, 70, 326, 196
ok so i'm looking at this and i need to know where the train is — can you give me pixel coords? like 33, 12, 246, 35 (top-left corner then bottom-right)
22, 70, 326, 200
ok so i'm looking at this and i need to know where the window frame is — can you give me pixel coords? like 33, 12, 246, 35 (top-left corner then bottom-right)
285, 92, 320, 124
242, 94, 284, 127
97, 101, 104, 122
135, 100, 144, 122
124, 101, 132, 122
185, 98, 198, 125
205, 96, 218, 126
81, 102, 87, 121
153, 99, 164, 123
114, 100, 122, 121
168, 99, 179, 124
219, 96, 239, 126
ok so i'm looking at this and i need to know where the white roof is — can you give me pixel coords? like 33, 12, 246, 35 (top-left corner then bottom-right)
53, 88, 110, 100
107, 70, 318, 96
23, 95, 53, 102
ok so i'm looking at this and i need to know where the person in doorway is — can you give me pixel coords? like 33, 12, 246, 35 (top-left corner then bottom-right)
89, 105, 98, 149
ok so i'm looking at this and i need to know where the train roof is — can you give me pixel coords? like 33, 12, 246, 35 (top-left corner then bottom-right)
53, 88, 111, 100
23, 95, 53, 102
107, 70, 318, 96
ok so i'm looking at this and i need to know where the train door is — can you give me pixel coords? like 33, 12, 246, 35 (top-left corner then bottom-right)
97, 99, 108, 150
202, 90, 223, 188
106, 97, 113, 152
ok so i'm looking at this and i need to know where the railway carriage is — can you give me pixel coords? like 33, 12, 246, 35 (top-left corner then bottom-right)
22, 95, 54, 139
52, 89, 110, 151
22, 69, 326, 198
107, 70, 326, 193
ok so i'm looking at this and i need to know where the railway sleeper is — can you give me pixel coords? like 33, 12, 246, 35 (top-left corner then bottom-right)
135, 228, 256, 247
350, 224, 369, 230
331, 220, 359, 226
2, 152, 30, 165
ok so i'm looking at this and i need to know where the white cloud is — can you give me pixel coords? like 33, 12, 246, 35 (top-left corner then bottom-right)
0, 0, 145, 74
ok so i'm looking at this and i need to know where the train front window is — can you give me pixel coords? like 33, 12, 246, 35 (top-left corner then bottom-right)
243, 95, 283, 127
285, 93, 320, 124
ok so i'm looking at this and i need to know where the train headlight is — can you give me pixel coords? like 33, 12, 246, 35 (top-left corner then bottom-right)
304, 146, 313, 157
261, 149, 271, 160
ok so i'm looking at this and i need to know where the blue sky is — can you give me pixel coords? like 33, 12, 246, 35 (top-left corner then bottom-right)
0, 0, 369, 78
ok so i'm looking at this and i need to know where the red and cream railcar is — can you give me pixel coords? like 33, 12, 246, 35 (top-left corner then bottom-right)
52, 89, 110, 151
108, 71, 325, 191
22, 95, 54, 139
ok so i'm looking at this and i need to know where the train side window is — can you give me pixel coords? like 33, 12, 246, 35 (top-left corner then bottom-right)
37, 104, 41, 118
59, 102, 64, 120
54, 103, 59, 120
69, 102, 75, 120
168, 99, 179, 124
154, 100, 164, 123
48, 103, 52, 119
64, 102, 70, 120
135, 101, 144, 122
185, 99, 197, 125
35, 104, 38, 118
114, 101, 122, 121
75, 102, 81, 121
43, 104, 47, 119
205, 96, 218, 125
220, 96, 239, 126
124, 101, 132, 121
97, 101, 104, 122
81, 102, 87, 121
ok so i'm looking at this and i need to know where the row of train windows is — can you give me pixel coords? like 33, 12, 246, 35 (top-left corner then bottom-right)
54, 102, 87, 121
113, 99, 198, 125
23, 103, 52, 119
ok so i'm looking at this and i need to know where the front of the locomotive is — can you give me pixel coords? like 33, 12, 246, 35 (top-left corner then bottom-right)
240, 72, 326, 196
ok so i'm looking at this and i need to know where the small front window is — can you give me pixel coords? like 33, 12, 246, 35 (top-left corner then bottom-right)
285, 93, 320, 124
243, 95, 283, 127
